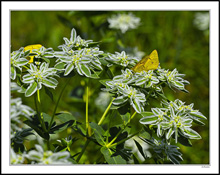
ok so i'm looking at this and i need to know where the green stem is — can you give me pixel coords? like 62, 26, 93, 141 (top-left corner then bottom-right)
36, 89, 47, 132
86, 85, 89, 135
37, 89, 41, 103
127, 111, 137, 124
48, 77, 71, 131
106, 111, 137, 148
23, 65, 29, 69
47, 140, 51, 150
34, 93, 41, 125
98, 97, 115, 125
76, 97, 115, 162
109, 131, 139, 148
76, 139, 91, 163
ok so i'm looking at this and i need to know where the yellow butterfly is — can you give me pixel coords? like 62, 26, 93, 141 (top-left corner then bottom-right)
131, 49, 159, 73
24, 44, 42, 63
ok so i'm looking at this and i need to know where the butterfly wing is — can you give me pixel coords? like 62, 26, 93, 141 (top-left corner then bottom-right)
131, 56, 149, 72
143, 50, 159, 71
132, 49, 159, 73
24, 44, 42, 63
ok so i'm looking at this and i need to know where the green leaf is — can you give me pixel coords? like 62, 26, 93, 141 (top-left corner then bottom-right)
113, 96, 128, 105
56, 112, 77, 123
80, 64, 91, 77
16, 58, 29, 66
192, 118, 205, 126
64, 63, 74, 76
24, 120, 49, 140
139, 115, 158, 125
104, 66, 114, 79
42, 78, 57, 88
55, 62, 66, 70
101, 147, 126, 164
168, 154, 182, 164
11, 66, 16, 80
90, 69, 102, 79
120, 112, 130, 124
90, 122, 105, 146
180, 88, 189, 93
141, 112, 154, 117
183, 128, 201, 139
99, 79, 112, 86
166, 128, 174, 140
190, 111, 207, 120
70, 28, 76, 42
160, 122, 170, 129
42, 112, 52, 123
132, 98, 142, 114
177, 134, 192, 147
25, 82, 38, 97
133, 139, 146, 159
50, 120, 74, 134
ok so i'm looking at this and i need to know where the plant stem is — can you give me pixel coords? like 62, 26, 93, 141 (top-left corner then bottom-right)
106, 111, 137, 148
76, 97, 115, 162
98, 97, 115, 125
109, 131, 139, 148
34, 93, 41, 125
47, 140, 51, 150
76, 139, 91, 163
86, 84, 90, 136
36, 89, 47, 132
23, 65, 29, 69
48, 77, 71, 131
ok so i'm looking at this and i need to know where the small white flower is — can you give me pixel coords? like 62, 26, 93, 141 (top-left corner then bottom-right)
26, 144, 72, 164
10, 82, 22, 92
58, 28, 93, 50
108, 13, 141, 33
106, 51, 136, 67
10, 48, 29, 80
22, 62, 58, 97
10, 97, 35, 132
193, 12, 209, 31
134, 70, 159, 87
10, 148, 25, 164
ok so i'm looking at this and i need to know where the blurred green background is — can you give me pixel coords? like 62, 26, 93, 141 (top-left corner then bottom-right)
11, 11, 209, 164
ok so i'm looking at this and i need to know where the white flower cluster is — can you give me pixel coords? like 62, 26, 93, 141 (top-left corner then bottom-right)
105, 51, 139, 67
58, 28, 93, 50
102, 66, 190, 113
10, 97, 35, 132
55, 29, 103, 78
140, 99, 207, 143
22, 62, 58, 97
157, 68, 189, 92
11, 144, 72, 165
193, 12, 209, 31
108, 13, 141, 33
11, 148, 25, 164
10, 48, 29, 80
102, 69, 147, 113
